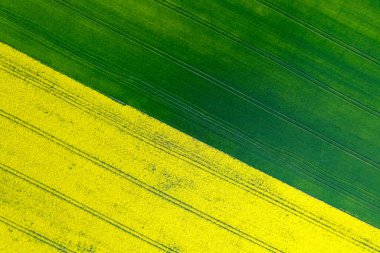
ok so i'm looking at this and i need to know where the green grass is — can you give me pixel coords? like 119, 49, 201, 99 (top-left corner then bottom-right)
1, 0, 379, 227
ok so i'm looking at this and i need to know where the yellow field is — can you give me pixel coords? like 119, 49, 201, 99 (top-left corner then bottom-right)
0, 42, 379, 252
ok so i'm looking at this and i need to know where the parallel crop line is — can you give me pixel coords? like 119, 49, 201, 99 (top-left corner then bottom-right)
1, 60, 379, 252
255, 0, 380, 66
1, 51, 379, 251
49, 0, 380, 174
0, 110, 282, 253
0, 215, 73, 253
0, 163, 176, 252
154, 0, 380, 124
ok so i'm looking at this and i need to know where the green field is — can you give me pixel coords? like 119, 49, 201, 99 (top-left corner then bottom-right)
1, 0, 379, 227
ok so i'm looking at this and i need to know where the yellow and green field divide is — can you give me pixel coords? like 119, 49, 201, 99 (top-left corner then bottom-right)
1, 0, 380, 230
1, 43, 379, 252
1, 0, 380, 251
